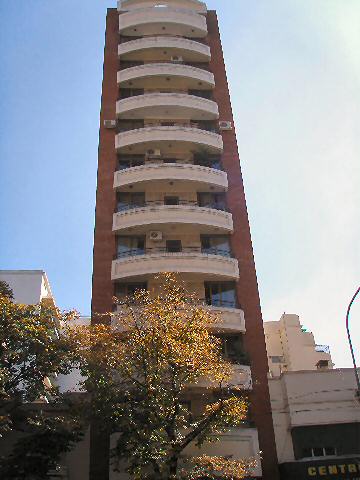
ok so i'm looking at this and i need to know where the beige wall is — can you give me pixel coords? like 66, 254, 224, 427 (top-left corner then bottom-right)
0, 270, 55, 306
264, 314, 333, 376
269, 369, 360, 463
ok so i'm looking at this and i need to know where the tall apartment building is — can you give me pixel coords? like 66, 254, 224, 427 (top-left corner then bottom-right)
92, 1, 279, 478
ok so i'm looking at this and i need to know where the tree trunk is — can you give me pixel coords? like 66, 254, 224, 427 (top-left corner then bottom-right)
168, 453, 179, 480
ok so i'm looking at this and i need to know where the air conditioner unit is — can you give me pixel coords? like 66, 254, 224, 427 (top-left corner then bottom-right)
149, 231, 163, 241
219, 121, 233, 131
146, 149, 162, 158
104, 119, 117, 129
171, 55, 183, 63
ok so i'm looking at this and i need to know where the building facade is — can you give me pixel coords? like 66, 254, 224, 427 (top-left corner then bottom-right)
0, 270, 55, 307
92, 1, 279, 478
265, 317, 360, 480
265, 314, 333, 377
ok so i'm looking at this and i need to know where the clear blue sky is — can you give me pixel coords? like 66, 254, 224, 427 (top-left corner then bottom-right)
0, 0, 359, 368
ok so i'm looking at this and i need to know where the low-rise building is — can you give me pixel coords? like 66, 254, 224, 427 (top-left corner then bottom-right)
0, 269, 55, 307
265, 315, 360, 480
265, 313, 333, 377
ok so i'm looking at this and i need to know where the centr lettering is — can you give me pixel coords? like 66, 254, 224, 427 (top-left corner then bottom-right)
308, 464, 360, 476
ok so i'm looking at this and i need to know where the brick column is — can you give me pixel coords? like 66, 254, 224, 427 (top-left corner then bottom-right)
207, 11, 280, 480
90, 8, 119, 480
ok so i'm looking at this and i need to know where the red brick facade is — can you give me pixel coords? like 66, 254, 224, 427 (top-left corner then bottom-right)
207, 11, 280, 480
91, 7, 279, 480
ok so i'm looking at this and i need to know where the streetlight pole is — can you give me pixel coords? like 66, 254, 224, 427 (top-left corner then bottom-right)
346, 287, 360, 401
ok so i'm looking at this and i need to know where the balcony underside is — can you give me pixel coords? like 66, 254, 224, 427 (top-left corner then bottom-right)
119, 8, 208, 38
118, 36, 211, 62
117, 63, 214, 90
116, 93, 219, 120
115, 126, 223, 154
113, 206, 233, 234
114, 163, 228, 191
111, 252, 239, 281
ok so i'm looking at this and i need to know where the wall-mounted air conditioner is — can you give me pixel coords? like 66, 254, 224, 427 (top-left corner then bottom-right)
149, 231, 163, 241
104, 120, 117, 129
146, 149, 162, 158
171, 56, 183, 63
219, 121, 233, 131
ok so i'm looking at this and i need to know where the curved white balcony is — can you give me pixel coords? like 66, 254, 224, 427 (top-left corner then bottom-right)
119, 7, 207, 38
115, 126, 223, 154
111, 251, 239, 281
118, 36, 211, 62
114, 163, 227, 191
117, 63, 214, 90
113, 204, 233, 233
118, 0, 207, 15
117, 93, 218, 120
207, 306, 246, 333
189, 365, 252, 390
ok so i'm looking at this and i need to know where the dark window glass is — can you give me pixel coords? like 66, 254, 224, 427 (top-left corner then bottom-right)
215, 334, 248, 364
117, 120, 144, 132
205, 282, 237, 308
302, 448, 312, 458
198, 193, 227, 211
115, 283, 147, 299
119, 88, 144, 99
166, 240, 182, 253
164, 196, 179, 205
324, 447, 336, 456
201, 235, 231, 257
117, 237, 145, 258
117, 192, 145, 211
118, 155, 145, 170
313, 448, 324, 457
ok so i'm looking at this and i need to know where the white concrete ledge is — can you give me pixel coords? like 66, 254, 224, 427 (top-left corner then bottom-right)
114, 163, 227, 190
113, 205, 233, 232
117, 62, 215, 89
118, 0, 207, 14
116, 93, 218, 120
119, 7, 207, 37
118, 36, 211, 61
115, 126, 223, 153
111, 252, 239, 280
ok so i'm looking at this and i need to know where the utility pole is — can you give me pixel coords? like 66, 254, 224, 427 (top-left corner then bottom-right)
346, 287, 360, 402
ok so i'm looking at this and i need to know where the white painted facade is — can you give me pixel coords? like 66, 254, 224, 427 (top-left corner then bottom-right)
269, 369, 360, 464
0, 270, 55, 306
264, 313, 333, 377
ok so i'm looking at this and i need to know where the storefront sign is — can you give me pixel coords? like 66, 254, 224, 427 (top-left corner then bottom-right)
280, 458, 360, 480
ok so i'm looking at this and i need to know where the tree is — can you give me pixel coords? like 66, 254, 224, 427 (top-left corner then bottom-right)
70, 274, 255, 480
0, 292, 83, 479
0, 281, 14, 300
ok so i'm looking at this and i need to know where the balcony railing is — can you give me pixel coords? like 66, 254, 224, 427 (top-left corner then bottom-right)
119, 60, 210, 71
115, 246, 233, 259
117, 122, 219, 134
117, 160, 224, 171
116, 200, 229, 212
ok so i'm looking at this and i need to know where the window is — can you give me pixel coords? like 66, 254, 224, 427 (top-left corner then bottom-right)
117, 237, 145, 258
301, 447, 337, 459
194, 154, 222, 170
115, 283, 147, 300
164, 196, 179, 205
201, 235, 231, 257
117, 192, 145, 211
270, 356, 285, 364
166, 240, 182, 253
198, 192, 227, 211
118, 155, 145, 170
215, 334, 249, 365
205, 282, 237, 308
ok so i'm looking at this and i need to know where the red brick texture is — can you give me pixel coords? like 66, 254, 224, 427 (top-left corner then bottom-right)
207, 11, 280, 480
90, 8, 119, 480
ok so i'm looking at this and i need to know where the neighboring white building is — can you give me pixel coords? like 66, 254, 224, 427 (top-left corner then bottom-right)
0, 270, 55, 307
265, 315, 360, 479
264, 313, 333, 377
